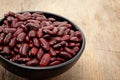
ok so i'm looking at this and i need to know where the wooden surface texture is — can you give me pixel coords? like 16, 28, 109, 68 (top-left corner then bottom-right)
0, 0, 120, 80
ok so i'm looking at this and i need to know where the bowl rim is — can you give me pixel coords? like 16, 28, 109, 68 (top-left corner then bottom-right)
0, 11, 86, 70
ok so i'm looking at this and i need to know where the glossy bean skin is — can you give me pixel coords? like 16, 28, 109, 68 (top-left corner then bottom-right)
37, 48, 44, 60
4, 33, 12, 44
39, 38, 50, 51
17, 32, 26, 42
9, 37, 16, 47
33, 38, 40, 47
21, 44, 28, 56
39, 54, 51, 66
26, 59, 39, 66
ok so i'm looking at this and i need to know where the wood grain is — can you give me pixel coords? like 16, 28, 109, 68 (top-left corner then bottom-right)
0, 0, 120, 80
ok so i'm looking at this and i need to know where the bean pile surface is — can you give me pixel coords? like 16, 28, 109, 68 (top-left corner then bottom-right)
0, 12, 82, 67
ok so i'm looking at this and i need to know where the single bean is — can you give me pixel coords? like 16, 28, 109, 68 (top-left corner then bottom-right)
33, 38, 40, 47
9, 37, 16, 47
50, 57, 56, 62
61, 35, 70, 41
64, 47, 75, 55
26, 59, 39, 66
37, 48, 44, 60
28, 30, 36, 38
21, 44, 28, 56
49, 48, 56, 56
36, 29, 43, 37
73, 47, 80, 53
17, 32, 26, 42
39, 38, 50, 51
17, 58, 31, 62
3, 46, 11, 54
39, 54, 51, 66
59, 51, 72, 59
29, 47, 38, 56
56, 57, 66, 62
57, 27, 66, 36
4, 33, 12, 44
3, 28, 16, 33
49, 61, 60, 66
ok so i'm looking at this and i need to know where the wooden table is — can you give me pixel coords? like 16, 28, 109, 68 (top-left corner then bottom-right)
0, 0, 120, 80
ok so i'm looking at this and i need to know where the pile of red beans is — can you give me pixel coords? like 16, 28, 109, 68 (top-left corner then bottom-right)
0, 12, 82, 67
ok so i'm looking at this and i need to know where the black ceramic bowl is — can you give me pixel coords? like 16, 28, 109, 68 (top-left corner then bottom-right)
0, 11, 85, 80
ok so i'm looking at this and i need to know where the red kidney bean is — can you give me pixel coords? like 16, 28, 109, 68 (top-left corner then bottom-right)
17, 32, 26, 42
11, 18, 18, 28
19, 45, 23, 54
4, 33, 12, 44
61, 35, 70, 41
43, 25, 54, 30
53, 43, 62, 48
56, 57, 66, 62
69, 43, 76, 47
36, 29, 43, 37
73, 47, 80, 53
3, 46, 11, 54
39, 38, 50, 51
21, 44, 28, 56
26, 22, 40, 29
58, 21, 67, 27
36, 16, 47, 21
9, 37, 16, 47
57, 27, 66, 36
22, 12, 31, 19
49, 48, 56, 56
50, 57, 56, 62
11, 54, 20, 62
43, 34, 51, 40
3, 28, 16, 33
33, 38, 40, 47
26, 59, 39, 66
48, 18, 55, 21
59, 51, 72, 59
64, 29, 70, 35
37, 48, 44, 60
55, 37, 62, 41
17, 58, 31, 62
0, 33, 5, 44
13, 28, 23, 37
49, 61, 60, 66
70, 37, 79, 42
76, 43, 80, 47
64, 47, 75, 55
39, 54, 51, 66
29, 47, 38, 56
28, 30, 36, 38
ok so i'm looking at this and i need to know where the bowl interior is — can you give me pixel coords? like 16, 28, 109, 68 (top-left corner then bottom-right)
0, 11, 85, 70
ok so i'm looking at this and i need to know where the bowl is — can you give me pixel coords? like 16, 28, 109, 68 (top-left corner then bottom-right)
0, 11, 85, 80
